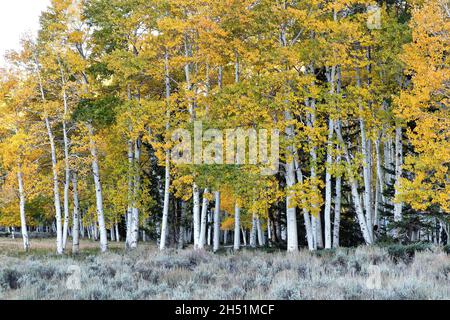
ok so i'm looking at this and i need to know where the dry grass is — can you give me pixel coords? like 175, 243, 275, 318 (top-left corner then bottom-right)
0, 239, 448, 300
0, 238, 127, 253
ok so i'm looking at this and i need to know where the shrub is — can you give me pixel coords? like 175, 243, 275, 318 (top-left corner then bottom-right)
0, 269, 21, 290
386, 243, 431, 263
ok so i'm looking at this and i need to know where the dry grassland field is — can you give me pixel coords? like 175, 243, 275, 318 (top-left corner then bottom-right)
0, 239, 448, 300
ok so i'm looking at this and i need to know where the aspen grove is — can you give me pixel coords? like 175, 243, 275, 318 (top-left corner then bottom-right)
0, 0, 448, 255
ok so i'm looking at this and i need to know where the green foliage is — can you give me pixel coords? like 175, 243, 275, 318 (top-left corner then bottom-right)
73, 96, 120, 127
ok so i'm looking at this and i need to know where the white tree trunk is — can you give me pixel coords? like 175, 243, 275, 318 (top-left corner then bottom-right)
160, 50, 172, 251
17, 164, 29, 252
394, 126, 403, 223
360, 118, 373, 241
213, 191, 221, 252
333, 151, 342, 248
234, 203, 240, 250
130, 138, 142, 248
256, 216, 265, 246
207, 211, 212, 246
374, 134, 383, 229
199, 188, 209, 249
308, 102, 323, 249
250, 214, 257, 248
59, 60, 71, 251
115, 222, 120, 242
125, 139, 134, 248
193, 184, 201, 249
45, 117, 64, 255
284, 111, 299, 252
72, 172, 80, 254
324, 119, 334, 249
294, 153, 314, 250
159, 152, 170, 251
87, 124, 108, 252
241, 228, 247, 246
335, 121, 373, 244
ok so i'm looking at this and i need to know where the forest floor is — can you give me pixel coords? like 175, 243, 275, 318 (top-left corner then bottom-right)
0, 239, 449, 300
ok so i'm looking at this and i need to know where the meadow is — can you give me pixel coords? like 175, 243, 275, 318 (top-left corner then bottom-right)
0, 239, 448, 300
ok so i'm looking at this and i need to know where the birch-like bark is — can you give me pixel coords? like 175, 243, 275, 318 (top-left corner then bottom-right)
256, 216, 265, 246
207, 211, 212, 246
60, 64, 71, 251
241, 228, 247, 246
125, 138, 134, 248
308, 99, 323, 249
17, 164, 29, 252
199, 188, 209, 249
357, 70, 373, 241
45, 117, 64, 255
394, 126, 403, 223
35, 56, 63, 254
285, 110, 299, 252
324, 117, 334, 249
193, 184, 200, 249
234, 204, 240, 250
87, 123, 108, 252
333, 162, 342, 248
115, 222, 120, 242
130, 137, 142, 248
324, 65, 336, 249
335, 121, 373, 244
293, 152, 314, 250
72, 171, 80, 254
160, 49, 171, 251
374, 134, 383, 229
250, 214, 257, 248
213, 191, 221, 252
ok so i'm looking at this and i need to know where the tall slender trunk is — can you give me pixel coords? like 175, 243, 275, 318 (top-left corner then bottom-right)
57, 59, 71, 251
17, 164, 29, 252
308, 99, 323, 249
250, 214, 257, 248
193, 184, 200, 248
335, 122, 373, 244
285, 110, 299, 252
87, 123, 108, 252
324, 65, 336, 249
324, 118, 334, 249
199, 189, 209, 249
357, 69, 373, 241
333, 150, 342, 248
213, 191, 221, 252
234, 204, 240, 250
130, 137, 142, 248
293, 152, 314, 250
34, 53, 63, 254
160, 49, 171, 251
114, 223, 119, 242
256, 216, 265, 246
125, 138, 134, 248
72, 171, 80, 254
207, 211, 212, 246
394, 126, 403, 223
241, 228, 247, 246
374, 134, 383, 229
45, 117, 64, 255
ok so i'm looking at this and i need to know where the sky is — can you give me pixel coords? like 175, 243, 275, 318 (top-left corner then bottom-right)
0, 0, 50, 67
